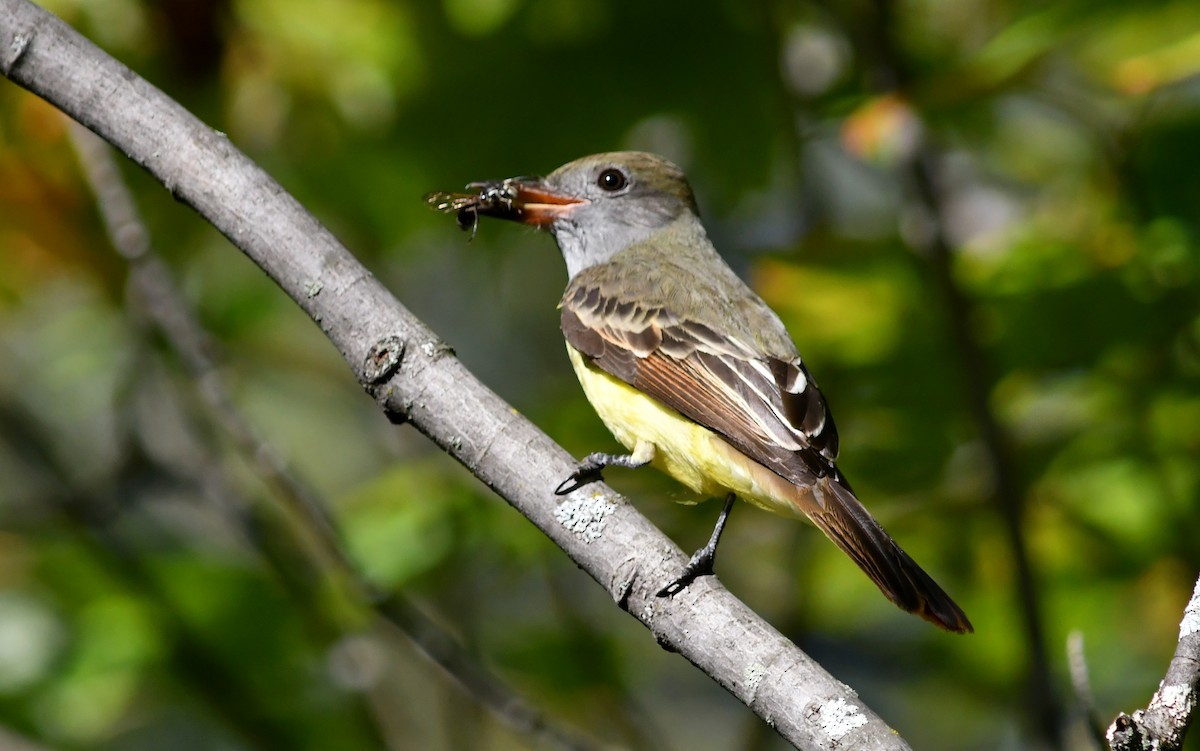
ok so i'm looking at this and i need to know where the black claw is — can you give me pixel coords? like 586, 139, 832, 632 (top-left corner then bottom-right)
656, 548, 717, 597
554, 463, 603, 495
554, 451, 652, 495
656, 494, 736, 598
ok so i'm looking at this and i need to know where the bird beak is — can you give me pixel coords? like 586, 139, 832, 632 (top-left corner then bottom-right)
470, 178, 587, 228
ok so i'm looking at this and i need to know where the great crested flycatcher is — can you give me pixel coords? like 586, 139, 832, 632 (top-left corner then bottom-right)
428, 151, 972, 633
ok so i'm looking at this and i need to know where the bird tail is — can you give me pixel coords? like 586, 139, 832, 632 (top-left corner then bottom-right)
807, 476, 973, 634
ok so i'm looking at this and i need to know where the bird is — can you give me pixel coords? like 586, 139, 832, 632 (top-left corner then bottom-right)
428, 151, 972, 633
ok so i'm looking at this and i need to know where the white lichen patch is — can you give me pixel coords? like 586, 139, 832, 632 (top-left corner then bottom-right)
812, 697, 868, 741
744, 663, 766, 700
1155, 684, 1195, 714
1180, 576, 1200, 640
554, 494, 616, 542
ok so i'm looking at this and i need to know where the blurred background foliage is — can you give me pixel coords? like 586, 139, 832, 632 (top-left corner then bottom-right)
1, 0, 1199, 749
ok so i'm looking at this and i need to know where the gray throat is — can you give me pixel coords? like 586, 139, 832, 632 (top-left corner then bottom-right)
551, 213, 708, 279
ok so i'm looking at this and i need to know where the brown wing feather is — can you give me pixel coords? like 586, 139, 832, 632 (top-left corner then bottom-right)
563, 281, 840, 484
560, 277, 972, 633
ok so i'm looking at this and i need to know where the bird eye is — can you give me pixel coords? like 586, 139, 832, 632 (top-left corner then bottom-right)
596, 168, 627, 192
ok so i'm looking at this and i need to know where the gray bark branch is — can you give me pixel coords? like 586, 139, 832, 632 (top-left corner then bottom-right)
1107, 573, 1200, 751
1, 2, 917, 748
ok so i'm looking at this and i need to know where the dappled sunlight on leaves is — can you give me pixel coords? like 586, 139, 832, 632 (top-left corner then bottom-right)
752, 258, 909, 365
339, 462, 475, 587
228, 0, 421, 136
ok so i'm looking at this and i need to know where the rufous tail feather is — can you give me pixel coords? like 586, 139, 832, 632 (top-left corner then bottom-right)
808, 477, 972, 633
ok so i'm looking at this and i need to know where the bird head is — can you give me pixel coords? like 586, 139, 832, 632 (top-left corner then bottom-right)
466, 151, 702, 276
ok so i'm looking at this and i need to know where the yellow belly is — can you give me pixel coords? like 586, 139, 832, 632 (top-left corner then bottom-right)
566, 345, 807, 519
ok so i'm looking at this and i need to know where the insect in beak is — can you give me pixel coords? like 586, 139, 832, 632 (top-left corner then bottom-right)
425, 177, 586, 239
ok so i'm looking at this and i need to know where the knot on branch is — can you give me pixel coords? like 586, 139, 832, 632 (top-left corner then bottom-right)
363, 335, 405, 384
1107, 712, 1147, 751
2, 29, 33, 74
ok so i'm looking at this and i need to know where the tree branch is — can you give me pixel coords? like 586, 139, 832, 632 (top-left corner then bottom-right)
66, 120, 608, 751
1107, 573, 1200, 751
0, 2, 922, 747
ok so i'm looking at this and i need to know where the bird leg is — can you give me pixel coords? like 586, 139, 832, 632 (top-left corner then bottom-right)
554, 441, 655, 495
658, 494, 736, 597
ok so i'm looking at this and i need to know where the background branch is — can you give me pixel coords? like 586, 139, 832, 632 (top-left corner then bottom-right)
1067, 630, 1107, 749
1107, 573, 1200, 751
66, 119, 607, 751
0, 2, 916, 748
907, 144, 1059, 743
819, 0, 1059, 741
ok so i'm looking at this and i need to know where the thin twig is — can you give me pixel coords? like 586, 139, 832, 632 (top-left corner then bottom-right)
1067, 630, 1108, 749
66, 120, 606, 751
907, 145, 1060, 743
0, 387, 340, 751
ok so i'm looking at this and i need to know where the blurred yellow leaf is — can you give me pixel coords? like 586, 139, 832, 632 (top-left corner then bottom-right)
753, 258, 907, 365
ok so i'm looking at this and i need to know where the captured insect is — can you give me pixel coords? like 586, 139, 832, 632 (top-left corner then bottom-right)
424, 179, 522, 240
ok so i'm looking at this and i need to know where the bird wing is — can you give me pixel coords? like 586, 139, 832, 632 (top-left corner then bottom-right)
560, 271, 973, 634
560, 273, 840, 486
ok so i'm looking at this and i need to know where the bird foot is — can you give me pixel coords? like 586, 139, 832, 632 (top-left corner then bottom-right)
656, 494, 736, 597
656, 546, 717, 597
554, 450, 652, 495
554, 460, 605, 495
